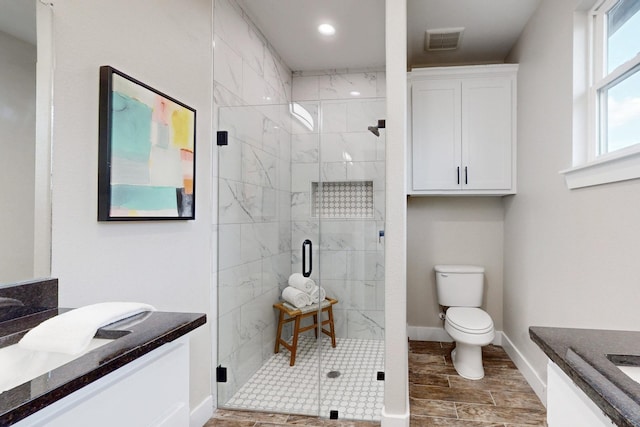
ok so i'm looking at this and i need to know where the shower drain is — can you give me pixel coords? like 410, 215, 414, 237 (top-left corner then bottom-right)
326, 370, 341, 378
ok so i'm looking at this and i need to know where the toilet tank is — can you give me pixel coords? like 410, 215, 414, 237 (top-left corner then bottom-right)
434, 265, 485, 307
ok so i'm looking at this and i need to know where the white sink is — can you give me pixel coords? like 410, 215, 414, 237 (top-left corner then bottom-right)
0, 338, 112, 393
607, 353, 640, 385
616, 365, 640, 385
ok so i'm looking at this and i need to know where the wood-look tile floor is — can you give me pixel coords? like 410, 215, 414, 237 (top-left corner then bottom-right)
205, 340, 546, 427
204, 409, 380, 427
409, 341, 547, 426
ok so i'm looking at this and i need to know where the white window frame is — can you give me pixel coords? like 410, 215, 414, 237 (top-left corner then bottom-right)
562, 0, 640, 189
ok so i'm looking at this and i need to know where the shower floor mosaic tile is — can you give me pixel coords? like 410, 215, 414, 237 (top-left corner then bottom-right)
224, 336, 385, 421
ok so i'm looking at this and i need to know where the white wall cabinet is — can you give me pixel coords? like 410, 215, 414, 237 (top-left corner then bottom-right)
408, 65, 518, 195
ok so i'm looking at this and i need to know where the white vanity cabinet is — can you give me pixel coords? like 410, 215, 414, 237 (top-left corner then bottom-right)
408, 65, 518, 195
547, 361, 616, 427
13, 338, 190, 427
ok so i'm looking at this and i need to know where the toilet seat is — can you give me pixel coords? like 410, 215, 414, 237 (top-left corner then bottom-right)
446, 307, 493, 334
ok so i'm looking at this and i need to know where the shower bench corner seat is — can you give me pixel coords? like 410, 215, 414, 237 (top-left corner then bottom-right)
273, 297, 338, 366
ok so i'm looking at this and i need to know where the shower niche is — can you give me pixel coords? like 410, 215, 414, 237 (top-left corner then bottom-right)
311, 181, 374, 219
216, 98, 386, 421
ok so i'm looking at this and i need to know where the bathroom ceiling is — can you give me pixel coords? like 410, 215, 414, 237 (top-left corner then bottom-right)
238, 0, 386, 71
1, 0, 542, 70
239, 0, 541, 72
408, 0, 541, 67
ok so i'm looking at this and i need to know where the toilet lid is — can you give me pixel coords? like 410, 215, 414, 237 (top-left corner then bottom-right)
446, 307, 494, 334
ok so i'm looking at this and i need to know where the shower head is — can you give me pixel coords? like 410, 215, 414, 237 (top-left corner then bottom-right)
368, 119, 385, 137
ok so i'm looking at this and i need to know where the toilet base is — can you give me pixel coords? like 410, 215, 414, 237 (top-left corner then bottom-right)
451, 343, 485, 380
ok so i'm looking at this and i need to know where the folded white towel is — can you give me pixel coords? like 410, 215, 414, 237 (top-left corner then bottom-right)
288, 273, 315, 293
282, 286, 311, 308
308, 285, 326, 304
18, 302, 155, 355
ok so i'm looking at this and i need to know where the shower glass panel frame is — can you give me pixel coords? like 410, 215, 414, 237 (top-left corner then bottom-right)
216, 97, 385, 421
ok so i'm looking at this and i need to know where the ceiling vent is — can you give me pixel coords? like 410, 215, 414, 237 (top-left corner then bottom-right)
424, 27, 465, 51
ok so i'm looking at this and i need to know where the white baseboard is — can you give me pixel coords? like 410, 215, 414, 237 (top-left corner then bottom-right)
190, 395, 214, 427
407, 325, 452, 342
407, 325, 502, 346
381, 396, 410, 427
501, 333, 547, 405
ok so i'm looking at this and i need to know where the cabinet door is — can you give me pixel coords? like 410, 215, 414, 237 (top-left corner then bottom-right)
411, 79, 461, 191
461, 77, 512, 190
547, 361, 615, 426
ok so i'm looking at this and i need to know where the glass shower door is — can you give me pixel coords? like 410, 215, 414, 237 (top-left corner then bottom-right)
216, 98, 385, 421
315, 98, 386, 421
216, 102, 323, 416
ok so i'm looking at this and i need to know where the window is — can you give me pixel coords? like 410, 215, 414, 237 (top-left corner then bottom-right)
563, 0, 640, 189
591, 0, 640, 156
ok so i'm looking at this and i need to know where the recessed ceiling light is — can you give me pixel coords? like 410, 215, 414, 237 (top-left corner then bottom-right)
318, 23, 336, 36
350, 91, 361, 96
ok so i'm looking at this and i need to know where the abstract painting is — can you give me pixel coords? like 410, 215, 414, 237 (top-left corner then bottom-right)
98, 66, 196, 220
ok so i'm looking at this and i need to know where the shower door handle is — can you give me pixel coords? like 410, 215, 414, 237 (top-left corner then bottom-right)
302, 239, 312, 278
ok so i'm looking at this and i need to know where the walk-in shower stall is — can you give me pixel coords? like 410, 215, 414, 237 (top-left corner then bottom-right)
217, 97, 386, 421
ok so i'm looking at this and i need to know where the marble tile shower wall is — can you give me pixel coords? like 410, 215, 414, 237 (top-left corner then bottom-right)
291, 72, 386, 341
213, 0, 293, 404
213, 0, 292, 109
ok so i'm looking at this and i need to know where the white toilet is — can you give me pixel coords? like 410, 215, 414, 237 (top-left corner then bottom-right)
435, 264, 495, 380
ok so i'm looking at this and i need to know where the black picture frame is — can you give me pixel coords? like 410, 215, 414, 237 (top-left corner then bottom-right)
98, 66, 196, 221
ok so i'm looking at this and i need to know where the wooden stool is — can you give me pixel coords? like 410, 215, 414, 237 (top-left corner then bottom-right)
273, 297, 338, 366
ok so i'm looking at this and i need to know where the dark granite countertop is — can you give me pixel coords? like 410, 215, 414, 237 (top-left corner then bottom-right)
530, 326, 640, 427
0, 307, 206, 426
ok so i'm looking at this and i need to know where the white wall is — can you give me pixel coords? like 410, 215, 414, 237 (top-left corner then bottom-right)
0, 31, 36, 284
49, 0, 213, 413
407, 197, 504, 331
504, 0, 640, 396
383, 0, 409, 424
